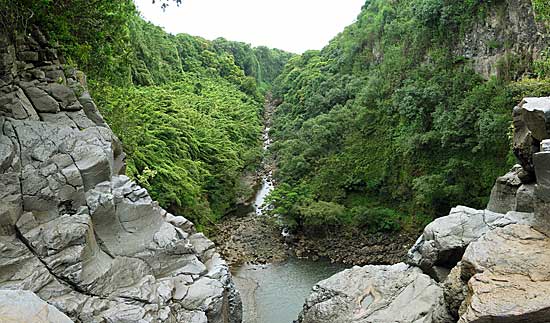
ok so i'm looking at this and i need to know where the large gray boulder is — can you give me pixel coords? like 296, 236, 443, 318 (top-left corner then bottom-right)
486, 165, 534, 213
0, 290, 73, 322
406, 205, 532, 280
458, 224, 550, 323
296, 263, 453, 323
512, 97, 550, 177
0, 31, 241, 322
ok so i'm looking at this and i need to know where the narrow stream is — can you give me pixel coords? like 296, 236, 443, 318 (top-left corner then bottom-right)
232, 99, 348, 323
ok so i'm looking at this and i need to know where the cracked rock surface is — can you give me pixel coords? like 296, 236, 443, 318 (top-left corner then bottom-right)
296, 263, 454, 323
0, 29, 241, 322
459, 224, 550, 323
406, 205, 533, 281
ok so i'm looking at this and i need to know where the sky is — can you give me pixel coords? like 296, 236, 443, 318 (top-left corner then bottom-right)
134, 0, 366, 54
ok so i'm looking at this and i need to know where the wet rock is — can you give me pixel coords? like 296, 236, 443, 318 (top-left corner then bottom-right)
0, 290, 73, 322
459, 224, 550, 323
297, 263, 453, 323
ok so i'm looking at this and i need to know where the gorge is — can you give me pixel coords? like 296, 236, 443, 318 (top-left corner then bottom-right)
2, 0, 550, 322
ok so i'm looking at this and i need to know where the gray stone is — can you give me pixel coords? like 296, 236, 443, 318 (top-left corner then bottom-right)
23, 86, 60, 113
0, 290, 73, 322
40, 112, 78, 128
486, 165, 522, 213
534, 151, 550, 202
513, 97, 550, 176
18, 51, 39, 62
78, 91, 107, 126
46, 83, 81, 110
406, 206, 532, 279
297, 263, 453, 323
459, 224, 550, 323
515, 184, 535, 212
0, 173, 22, 235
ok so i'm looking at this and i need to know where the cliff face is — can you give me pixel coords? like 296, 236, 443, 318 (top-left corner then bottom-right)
0, 29, 241, 323
457, 0, 548, 78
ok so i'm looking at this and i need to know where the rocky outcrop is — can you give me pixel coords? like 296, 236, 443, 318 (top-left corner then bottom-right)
296, 263, 453, 323
458, 224, 550, 323
406, 205, 532, 281
298, 96, 550, 323
513, 97, 550, 177
0, 29, 241, 322
486, 165, 534, 213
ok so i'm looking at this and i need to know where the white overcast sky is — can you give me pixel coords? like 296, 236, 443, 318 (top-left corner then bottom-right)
134, 0, 366, 53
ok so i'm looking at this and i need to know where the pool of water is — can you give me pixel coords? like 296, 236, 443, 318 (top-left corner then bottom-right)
233, 257, 348, 323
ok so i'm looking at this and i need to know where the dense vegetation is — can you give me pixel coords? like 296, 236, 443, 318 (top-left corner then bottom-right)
269, 0, 550, 234
3, 0, 292, 227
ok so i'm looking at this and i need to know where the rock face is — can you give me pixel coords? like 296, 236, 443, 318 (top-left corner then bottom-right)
0, 29, 241, 322
459, 224, 550, 323
406, 205, 532, 281
0, 289, 73, 323
296, 263, 453, 323
513, 97, 550, 177
456, 0, 548, 78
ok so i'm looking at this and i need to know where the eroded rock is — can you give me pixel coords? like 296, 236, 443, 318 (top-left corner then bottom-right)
406, 205, 532, 280
0, 289, 73, 323
0, 30, 241, 322
459, 224, 550, 323
297, 263, 453, 323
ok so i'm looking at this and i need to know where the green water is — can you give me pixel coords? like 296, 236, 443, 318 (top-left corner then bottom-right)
233, 257, 348, 323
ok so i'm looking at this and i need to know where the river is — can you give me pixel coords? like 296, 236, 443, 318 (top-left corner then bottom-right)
231, 99, 348, 323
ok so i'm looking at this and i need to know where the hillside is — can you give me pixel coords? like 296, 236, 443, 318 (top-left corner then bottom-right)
270, 0, 550, 234
1, 1, 293, 227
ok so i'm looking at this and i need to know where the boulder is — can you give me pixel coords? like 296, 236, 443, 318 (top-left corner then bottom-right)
406, 205, 532, 280
0, 290, 73, 323
459, 224, 550, 323
486, 165, 522, 213
296, 263, 453, 323
512, 97, 550, 177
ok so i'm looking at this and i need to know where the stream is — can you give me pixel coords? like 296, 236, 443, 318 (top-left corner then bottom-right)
231, 99, 348, 323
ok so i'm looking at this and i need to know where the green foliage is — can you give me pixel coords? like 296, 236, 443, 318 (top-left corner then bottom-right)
14, 2, 292, 227
533, 0, 550, 21
94, 76, 262, 223
349, 207, 402, 233
270, 0, 547, 233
